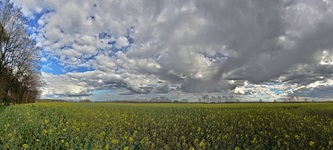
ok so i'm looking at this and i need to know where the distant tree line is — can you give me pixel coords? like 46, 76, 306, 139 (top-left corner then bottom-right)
199, 95, 239, 103
37, 99, 67, 102
110, 95, 239, 103
108, 96, 189, 103
79, 99, 92, 103
132, 96, 176, 103
0, 0, 41, 106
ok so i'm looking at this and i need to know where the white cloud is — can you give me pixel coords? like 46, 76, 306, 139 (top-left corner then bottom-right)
234, 87, 245, 95
12, 0, 43, 16
93, 54, 117, 72
41, 73, 94, 99
115, 36, 129, 49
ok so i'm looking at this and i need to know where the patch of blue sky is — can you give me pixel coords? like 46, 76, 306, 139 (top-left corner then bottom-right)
107, 41, 116, 45
98, 32, 112, 39
263, 82, 293, 95
65, 66, 94, 73
41, 59, 65, 75
23, 9, 52, 34
43, 62, 94, 75
92, 89, 112, 95
264, 82, 286, 86
40, 51, 60, 74
270, 88, 283, 95
147, 84, 157, 87
111, 46, 128, 53
41, 46, 96, 74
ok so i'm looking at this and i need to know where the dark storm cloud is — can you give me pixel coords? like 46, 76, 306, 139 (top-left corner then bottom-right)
283, 64, 333, 85
154, 85, 170, 93
292, 86, 333, 98
178, 0, 287, 91
203, 0, 333, 84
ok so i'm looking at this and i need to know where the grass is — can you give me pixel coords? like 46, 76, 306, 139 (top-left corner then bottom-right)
0, 105, 6, 114
1, 102, 333, 149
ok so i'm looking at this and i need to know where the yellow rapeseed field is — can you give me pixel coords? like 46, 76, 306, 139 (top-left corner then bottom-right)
1, 102, 333, 149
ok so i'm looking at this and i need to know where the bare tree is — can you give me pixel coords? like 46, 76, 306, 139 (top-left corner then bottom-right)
0, 0, 41, 105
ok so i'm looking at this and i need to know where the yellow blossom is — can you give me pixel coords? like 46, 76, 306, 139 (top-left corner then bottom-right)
129, 136, 134, 143
111, 139, 119, 145
22, 144, 29, 149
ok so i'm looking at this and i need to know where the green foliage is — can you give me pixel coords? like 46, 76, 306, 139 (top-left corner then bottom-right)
1, 103, 333, 149
0, 106, 6, 113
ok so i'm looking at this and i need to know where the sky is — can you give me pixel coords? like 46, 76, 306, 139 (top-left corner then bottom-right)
10, 0, 333, 101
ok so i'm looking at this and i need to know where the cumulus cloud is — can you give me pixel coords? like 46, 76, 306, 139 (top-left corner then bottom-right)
212, 0, 333, 82
115, 36, 129, 49
41, 73, 94, 99
12, 0, 333, 99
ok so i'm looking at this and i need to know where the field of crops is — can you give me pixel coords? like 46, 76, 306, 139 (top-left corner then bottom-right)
1, 102, 333, 149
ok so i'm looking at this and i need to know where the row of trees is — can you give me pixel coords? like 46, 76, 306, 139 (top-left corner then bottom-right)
105, 95, 238, 103
199, 95, 239, 103
0, 0, 41, 105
